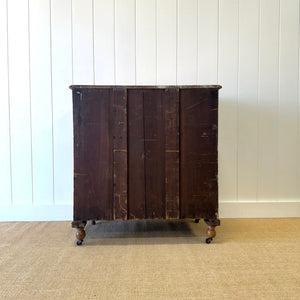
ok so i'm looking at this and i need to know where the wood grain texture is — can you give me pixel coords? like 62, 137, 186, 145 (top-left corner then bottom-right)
180, 88, 218, 219
128, 89, 146, 218
72, 86, 220, 222
73, 88, 113, 221
112, 88, 128, 219
143, 90, 165, 218
163, 89, 180, 219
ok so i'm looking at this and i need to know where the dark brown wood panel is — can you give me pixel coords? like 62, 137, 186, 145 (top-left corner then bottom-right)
163, 88, 180, 219
112, 88, 128, 220
128, 89, 146, 219
180, 88, 218, 219
73, 88, 113, 221
143, 90, 165, 219
72, 85, 220, 225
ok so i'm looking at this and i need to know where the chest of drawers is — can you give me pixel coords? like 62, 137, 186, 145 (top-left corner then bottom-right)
70, 86, 221, 245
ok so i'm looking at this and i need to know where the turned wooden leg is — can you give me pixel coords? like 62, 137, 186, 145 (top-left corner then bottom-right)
204, 218, 220, 244
72, 221, 87, 246
76, 228, 86, 245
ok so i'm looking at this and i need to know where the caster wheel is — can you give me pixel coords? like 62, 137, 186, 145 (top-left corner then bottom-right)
77, 240, 83, 246
91, 220, 96, 225
194, 219, 200, 223
205, 237, 213, 244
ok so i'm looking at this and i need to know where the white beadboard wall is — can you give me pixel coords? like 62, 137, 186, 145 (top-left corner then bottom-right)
0, 0, 300, 221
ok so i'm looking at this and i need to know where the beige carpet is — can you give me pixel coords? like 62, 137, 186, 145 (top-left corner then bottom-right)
0, 218, 299, 299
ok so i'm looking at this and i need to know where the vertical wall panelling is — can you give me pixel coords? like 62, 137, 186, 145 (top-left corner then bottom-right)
115, 0, 136, 84
218, 0, 239, 203
156, 0, 177, 84
257, 0, 280, 202
197, 0, 218, 84
94, 0, 115, 84
277, 0, 300, 201
51, 0, 73, 204
1, 0, 300, 219
298, 0, 300, 204
29, 0, 53, 204
237, 0, 260, 201
72, 0, 94, 84
177, 0, 198, 84
136, 0, 156, 84
0, 0, 12, 205
7, 0, 33, 204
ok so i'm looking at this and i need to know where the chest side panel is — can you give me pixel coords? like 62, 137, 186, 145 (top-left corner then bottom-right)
180, 88, 218, 219
73, 88, 113, 221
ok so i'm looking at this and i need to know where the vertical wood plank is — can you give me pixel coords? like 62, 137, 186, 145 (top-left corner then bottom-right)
197, 0, 218, 84
257, 0, 280, 202
73, 88, 113, 220
136, 0, 156, 84
72, 0, 94, 84
112, 88, 128, 220
237, 0, 259, 201
29, 0, 53, 204
218, 0, 239, 203
180, 88, 219, 218
156, 0, 176, 84
277, 0, 299, 201
115, 0, 136, 84
0, 0, 12, 205
94, 0, 115, 84
7, 0, 33, 204
163, 88, 179, 219
177, 0, 198, 84
128, 89, 145, 218
51, 0, 73, 205
143, 90, 165, 218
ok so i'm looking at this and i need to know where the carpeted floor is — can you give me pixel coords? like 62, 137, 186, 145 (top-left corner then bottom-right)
0, 218, 299, 299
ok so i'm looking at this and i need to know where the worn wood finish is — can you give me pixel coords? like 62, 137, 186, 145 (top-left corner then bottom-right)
71, 85, 221, 243
112, 88, 128, 220
163, 88, 180, 219
180, 88, 218, 219
143, 89, 165, 219
73, 88, 113, 221
128, 89, 146, 219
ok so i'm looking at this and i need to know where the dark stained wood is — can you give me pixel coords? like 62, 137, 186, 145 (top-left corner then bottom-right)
143, 90, 165, 219
128, 89, 146, 219
180, 88, 219, 219
71, 85, 221, 243
75, 227, 86, 244
112, 88, 128, 220
163, 88, 180, 219
73, 88, 113, 221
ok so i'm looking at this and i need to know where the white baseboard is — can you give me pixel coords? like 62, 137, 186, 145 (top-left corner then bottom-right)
219, 201, 300, 218
0, 202, 299, 222
0, 204, 73, 222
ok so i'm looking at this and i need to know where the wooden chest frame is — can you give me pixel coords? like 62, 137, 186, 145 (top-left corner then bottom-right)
70, 86, 221, 245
